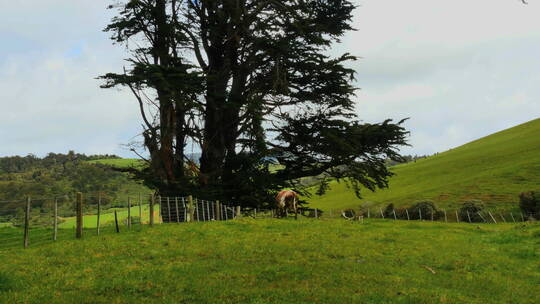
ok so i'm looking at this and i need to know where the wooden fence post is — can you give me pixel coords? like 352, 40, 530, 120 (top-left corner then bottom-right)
196, 199, 200, 221
175, 197, 180, 223
201, 200, 206, 221
455, 210, 460, 223
76, 192, 83, 239
520, 212, 525, 222
187, 195, 194, 222
393, 209, 397, 220
97, 193, 101, 235
444, 210, 447, 223
53, 197, 58, 241
149, 194, 155, 226
419, 209, 422, 221
236, 206, 241, 219
216, 201, 221, 221
315, 208, 318, 219
467, 211, 472, 223
157, 196, 162, 223
138, 193, 143, 224
488, 211, 497, 224
114, 210, 120, 233
127, 197, 132, 228
166, 197, 171, 223
405, 209, 410, 220
477, 212, 486, 223
24, 196, 31, 248
367, 208, 370, 218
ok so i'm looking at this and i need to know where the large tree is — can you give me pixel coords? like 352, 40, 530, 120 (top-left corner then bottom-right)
100, 0, 408, 207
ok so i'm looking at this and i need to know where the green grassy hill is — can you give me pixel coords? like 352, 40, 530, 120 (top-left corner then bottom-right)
87, 158, 146, 169
310, 118, 540, 212
0, 219, 538, 303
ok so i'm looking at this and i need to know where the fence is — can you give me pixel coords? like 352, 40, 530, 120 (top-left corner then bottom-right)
158, 196, 237, 222
1, 194, 537, 251
337, 206, 538, 224
0, 192, 240, 251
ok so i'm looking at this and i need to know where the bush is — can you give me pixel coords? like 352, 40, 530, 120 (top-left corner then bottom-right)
458, 200, 485, 223
383, 203, 395, 218
519, 191, 540, 219
406, 201, 441, 220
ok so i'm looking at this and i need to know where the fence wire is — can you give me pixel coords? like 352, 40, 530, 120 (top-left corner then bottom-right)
1, 192, 538, 252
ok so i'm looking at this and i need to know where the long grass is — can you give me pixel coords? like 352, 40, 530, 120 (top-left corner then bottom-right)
0, 218, 538, 303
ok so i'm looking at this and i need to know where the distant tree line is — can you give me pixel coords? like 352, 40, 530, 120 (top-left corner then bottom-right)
0, 151, 119, 173
0, 152, 144, 225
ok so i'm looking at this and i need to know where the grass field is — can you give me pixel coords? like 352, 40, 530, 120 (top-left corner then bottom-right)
87, 158, 146, 169
0, 218, 538, 304
309, 118, 540, 212
58, 204, 161, 229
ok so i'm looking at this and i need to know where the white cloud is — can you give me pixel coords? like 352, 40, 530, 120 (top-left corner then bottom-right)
0, 0, 539, 158
341, 0, 540, 155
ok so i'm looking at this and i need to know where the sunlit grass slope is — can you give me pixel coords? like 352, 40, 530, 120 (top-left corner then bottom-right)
0, 219, 538, 304
58, 204, 161, 229
310, 118, 540, 211
87, 158, 146, 169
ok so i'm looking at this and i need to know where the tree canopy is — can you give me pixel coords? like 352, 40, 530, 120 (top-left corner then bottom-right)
100, 0, 408, 207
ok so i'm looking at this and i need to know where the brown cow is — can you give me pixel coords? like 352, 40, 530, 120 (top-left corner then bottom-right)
275, 190, 299, 219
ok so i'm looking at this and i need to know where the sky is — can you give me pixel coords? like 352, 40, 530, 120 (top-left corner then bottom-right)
0, 0, 539, 158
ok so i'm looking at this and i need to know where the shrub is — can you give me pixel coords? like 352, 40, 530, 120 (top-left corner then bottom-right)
342, 209, 357, 220
383, 203, 395, 218
406, 201, 441, 220
458, 200, 485, 223
519, 191, 540, 220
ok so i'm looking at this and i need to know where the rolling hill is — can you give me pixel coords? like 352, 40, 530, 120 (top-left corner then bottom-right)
309, 118, 540, 212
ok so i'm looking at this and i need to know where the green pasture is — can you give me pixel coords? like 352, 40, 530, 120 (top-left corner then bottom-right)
58, 204, 161, 229
0, 218, 538, 304
310, 118, 540, 212
87, 158, 146, 169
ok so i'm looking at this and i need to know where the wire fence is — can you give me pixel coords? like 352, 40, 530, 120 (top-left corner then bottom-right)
335, 207, 539, 224
0, 192, 240, 252
1, 194, 537, 252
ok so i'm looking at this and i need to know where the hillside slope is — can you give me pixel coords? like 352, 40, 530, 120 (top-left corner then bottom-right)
309, 118, 540, 211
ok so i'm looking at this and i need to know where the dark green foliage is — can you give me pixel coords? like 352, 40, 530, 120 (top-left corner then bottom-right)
0, 151, 118, 174
0, 152, 142, 224
459, 200, 485, 223
519, 191, 540, 219
406, 201, 441, 220
383, 203, 396, 218
101, 0, 408, 208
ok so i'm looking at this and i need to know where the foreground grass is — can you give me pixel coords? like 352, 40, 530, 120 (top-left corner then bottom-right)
0, 219, 538, 304
310, 118, 540, 212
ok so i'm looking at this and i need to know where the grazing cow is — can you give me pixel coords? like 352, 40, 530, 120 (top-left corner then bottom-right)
275, 190, 299, 219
